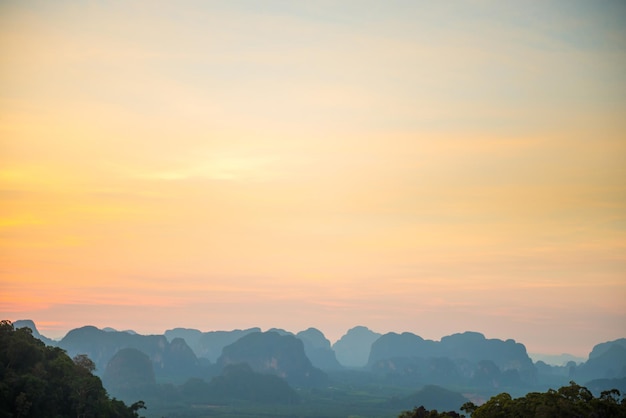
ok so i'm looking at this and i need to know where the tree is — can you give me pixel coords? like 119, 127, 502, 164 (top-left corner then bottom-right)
0, 319, 146, 418
398, 405, 463, 417
400, 382, 626, 418
466, 381, 626, 418
461, 401, 477, 416
73, 354, 96, 373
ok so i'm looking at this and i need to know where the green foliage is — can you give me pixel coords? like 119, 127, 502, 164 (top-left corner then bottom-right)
467, 381, 626, 418
398, 405, 463, 417
398, 382, 626, 418
0, 320, 145, 418
73, 354, 96, 373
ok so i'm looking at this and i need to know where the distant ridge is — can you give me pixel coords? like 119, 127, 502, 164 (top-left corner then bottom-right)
165, 327, 261, 362
13, 319, 57, 346
217, 331, 328, 387
528, 352, 585, 366
12, 319, 626, 396
102, 327, 137, 334
332, 326, 381, 368
368, 330, 537, 387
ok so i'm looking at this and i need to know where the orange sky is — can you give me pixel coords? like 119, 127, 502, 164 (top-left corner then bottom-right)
1, 1, 625, 356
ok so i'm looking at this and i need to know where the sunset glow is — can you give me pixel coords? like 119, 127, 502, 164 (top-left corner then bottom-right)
1, 1, 625, 356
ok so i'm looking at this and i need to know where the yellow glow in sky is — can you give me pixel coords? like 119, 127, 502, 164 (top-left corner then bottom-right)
1, 1, 625, 356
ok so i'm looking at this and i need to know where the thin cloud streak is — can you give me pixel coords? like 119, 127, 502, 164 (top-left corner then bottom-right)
1, 1, 625, 356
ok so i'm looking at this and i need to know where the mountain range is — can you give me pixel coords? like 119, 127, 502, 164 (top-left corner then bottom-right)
11, 319, 626, 408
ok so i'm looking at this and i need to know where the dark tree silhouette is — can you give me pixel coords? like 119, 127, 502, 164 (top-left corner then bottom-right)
0, 320, 145, 418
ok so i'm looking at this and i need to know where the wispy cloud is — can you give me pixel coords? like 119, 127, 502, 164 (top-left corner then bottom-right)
137, 154, 279, 182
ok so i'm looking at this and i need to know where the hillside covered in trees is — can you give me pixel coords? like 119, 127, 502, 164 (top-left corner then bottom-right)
398, 381, 626, 417
0, 320, 145, 418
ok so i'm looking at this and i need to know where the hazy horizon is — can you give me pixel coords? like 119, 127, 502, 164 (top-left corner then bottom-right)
2, 1, 625, 360
7, 318, 616, 359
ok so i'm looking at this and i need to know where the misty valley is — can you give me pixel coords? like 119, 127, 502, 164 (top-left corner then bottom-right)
2, 320, 626, 417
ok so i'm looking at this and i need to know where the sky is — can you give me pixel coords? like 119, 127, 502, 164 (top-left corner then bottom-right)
1, 1, 625, 357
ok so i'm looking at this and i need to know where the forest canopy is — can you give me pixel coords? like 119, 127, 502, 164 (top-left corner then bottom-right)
0, 320, 145, 418
398, 381, 626, 417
